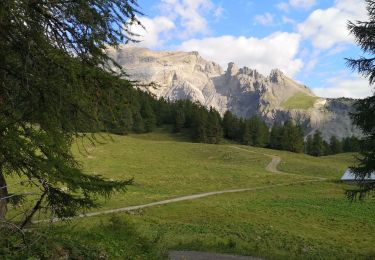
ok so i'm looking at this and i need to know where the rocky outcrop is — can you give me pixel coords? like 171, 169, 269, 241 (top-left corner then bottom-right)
108, 46, 361, 140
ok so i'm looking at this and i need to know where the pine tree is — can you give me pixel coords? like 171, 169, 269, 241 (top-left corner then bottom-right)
280, 121, 304, 153
270, 124, 283, 149
346, 0, 375, 198
222, 111, 241, 141
305, 135, 313, 155
205, 108, 222, 144
0, 0, 140, 222
133, 111, 146, 134
329, 136, 343, 154
174, 107, 186, 133
241, 119, 253, 145
323, 140, 332, 156
122, 106, 134, 134
249, 116, 265, 147
192, 109, 208, 143
141, 99, 156, 133
310, 130, 325, 156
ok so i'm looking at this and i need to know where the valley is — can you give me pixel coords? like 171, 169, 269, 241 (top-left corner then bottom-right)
16, 129, 373, 259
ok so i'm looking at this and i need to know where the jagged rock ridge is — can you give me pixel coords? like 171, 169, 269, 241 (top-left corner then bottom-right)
108, 46, 361, 140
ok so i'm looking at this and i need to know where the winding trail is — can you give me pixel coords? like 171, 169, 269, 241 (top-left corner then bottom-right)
229, 146, 281, 173
34, 145, 325, 224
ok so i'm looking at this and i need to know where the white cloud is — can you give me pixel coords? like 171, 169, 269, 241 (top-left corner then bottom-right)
129, 0, 223, 48
277, 0, 315, 12
214, 6, 224, 18
289, 0, 316, 9
276, 2, 289, 12
130, 16, 175, 49
313, 76, 372, 98
254, 13, 274, 25
159, 0, 214, 37
298, 0, 367, 49
177, 32, 303, 77
282, 16, 296, 25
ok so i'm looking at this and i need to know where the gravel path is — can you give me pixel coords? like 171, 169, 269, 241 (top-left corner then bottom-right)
229, 146, 281, 173
35, 179, 322, 224
169, 251, 262, 260
34, 145, 325, 224
33, 145, 326, 259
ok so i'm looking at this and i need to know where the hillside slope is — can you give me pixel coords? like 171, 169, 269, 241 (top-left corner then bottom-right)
109, 46, 361, 140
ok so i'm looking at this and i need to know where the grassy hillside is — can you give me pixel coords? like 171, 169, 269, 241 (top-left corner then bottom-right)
7, 130, 375, 259
281, 92, 319, 110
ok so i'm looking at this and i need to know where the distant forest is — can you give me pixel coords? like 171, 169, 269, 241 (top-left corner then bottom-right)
97, 84, 360, 157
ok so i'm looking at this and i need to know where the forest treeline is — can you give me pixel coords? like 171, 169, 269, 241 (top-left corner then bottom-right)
97, 85, 360, 157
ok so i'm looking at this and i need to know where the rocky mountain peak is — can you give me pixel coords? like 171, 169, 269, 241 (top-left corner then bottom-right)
226, 62, 239, 76
110, 46, 360, 140
269, 68, 285, 83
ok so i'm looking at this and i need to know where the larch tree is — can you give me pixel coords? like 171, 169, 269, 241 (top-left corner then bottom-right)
346, 0, 375, 199
0, 0, 141, 225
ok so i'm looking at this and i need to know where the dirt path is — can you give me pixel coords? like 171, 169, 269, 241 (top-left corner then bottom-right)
35, 179, 323, 224
34, 145, 324, 224
229, 146, 281, 173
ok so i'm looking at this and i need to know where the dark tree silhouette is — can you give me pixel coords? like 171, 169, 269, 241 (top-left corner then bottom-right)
0, 0, 141, 222
346, 0, 375, 198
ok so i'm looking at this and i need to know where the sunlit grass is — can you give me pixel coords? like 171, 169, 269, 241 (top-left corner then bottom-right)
281, 92, 318, 110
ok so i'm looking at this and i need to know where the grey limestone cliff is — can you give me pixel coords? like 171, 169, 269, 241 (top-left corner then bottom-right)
108, 46, 361, 140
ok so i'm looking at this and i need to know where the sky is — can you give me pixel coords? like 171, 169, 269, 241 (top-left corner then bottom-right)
130, 0, 373, 98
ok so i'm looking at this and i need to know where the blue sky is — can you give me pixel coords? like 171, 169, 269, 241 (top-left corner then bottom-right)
131, 0, 372, 98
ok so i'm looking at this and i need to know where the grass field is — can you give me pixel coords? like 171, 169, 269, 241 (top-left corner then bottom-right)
281, 92, 319, 110
7, 129, 375, 259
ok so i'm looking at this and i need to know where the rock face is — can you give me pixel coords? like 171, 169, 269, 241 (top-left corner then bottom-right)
109, 46, 361, 140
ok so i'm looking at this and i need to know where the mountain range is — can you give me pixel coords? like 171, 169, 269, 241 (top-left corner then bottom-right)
108, 46, 361, 140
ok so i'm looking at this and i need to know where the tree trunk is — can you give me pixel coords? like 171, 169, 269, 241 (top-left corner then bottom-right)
0, 168, 8, 219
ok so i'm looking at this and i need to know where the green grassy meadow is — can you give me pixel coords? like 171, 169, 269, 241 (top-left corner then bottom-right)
8, 130, 375, 259
281, 92, 319, 110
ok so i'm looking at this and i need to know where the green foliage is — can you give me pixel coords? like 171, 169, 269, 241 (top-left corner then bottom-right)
307, 131, 325, 156
222, 111, 241, 141
133, 111, 146, 133
329, 136, 343, 154
0, 216, 164, 259
342, 136, 361, 153
0, 0, 140, 222
141, 99, 157, 132
174, 107, 186, 133
6, 131, 372, 259
206, 108, 223, 144
305, 133, 360, 157
280, 121, 304, 153
270, 123, 283, 150
346, 0, 375, 198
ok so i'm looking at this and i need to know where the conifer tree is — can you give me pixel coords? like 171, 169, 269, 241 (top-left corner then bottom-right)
0, 0, 140, 222
174, 107, 186, 133
133, 111, 146, 134
323, 140, 332, 156
310, 131, 325, 156
192, 108, 208, 143
346, 0, 375, 198
270, 124, 283, 149
206, 108, 223, 144
305, 135, 313, 155
329, 136, 343, 154
281, 121, 304, 153
222, 111, 241, 141
241, 119, 253, 145
141, 100, 157, 132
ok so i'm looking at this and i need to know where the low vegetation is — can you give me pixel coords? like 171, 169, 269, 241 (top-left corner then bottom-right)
281, 92, 319, 110
4, 130, 374, 259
